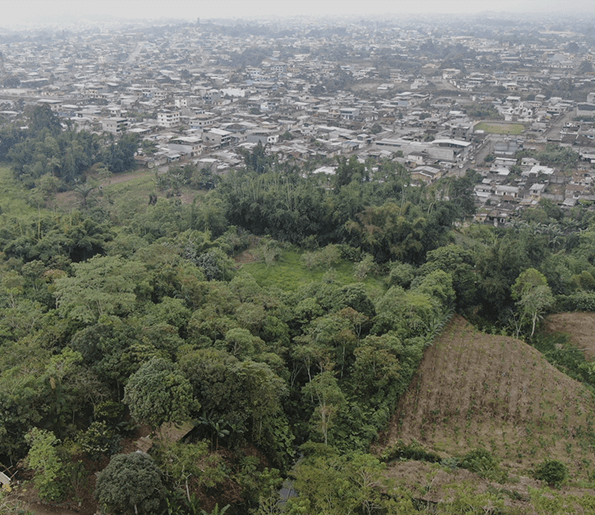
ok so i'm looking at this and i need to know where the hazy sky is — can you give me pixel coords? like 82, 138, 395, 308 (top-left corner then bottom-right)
2, 0, 594, 27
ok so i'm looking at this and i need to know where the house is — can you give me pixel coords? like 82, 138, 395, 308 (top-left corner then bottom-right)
495, 185, 520, 198
339, 107, 360, 120
246, 130, 280, 145
486, 208, 512, 226
411, 165, 441, 184
101, 117, 129, 134
407, 152, 425, 165
526, 165, 555, 176
528, 182, 546, 198
474, 180, 494, 201
168, 136, 203, 157
203, 128, 232, 148
0, 471, 10, 487
576, 103, 595, 118
158, 110, 180, 128
521, 157, 539, 168
494, 139, 522, 157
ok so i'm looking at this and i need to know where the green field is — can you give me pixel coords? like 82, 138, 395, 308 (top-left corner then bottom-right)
0, 165, 51, 220
241, 249, 385, 295
474, 122, 525, 135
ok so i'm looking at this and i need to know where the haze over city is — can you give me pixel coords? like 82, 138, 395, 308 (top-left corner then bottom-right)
2, 0, 594, 28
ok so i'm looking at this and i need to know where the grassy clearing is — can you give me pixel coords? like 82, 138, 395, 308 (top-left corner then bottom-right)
241, 249, 385, 294
475, 122, 525, 135
103, 172, 156, 198
0, 165, 44, 219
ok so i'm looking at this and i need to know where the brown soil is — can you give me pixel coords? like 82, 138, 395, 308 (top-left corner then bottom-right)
379, 315, 595, 481
545, 312, 595, 360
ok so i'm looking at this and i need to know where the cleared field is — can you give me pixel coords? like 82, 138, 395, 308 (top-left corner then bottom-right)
475, 122, 525, 135
545, 312, 595, 360
381, 315, 595, 480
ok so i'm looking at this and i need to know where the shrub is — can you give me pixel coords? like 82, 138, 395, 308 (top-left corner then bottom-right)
380, 440, 441, 463
302, 244, 341, 269
460, 448, 505, 481
533, 459, 568, 487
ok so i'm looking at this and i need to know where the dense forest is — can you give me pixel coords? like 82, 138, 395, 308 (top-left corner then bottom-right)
4, 107, 595, 514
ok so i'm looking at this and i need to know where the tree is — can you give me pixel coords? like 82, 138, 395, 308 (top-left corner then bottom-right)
102, 132, 140, 174
351, 336, 401, 405
123, 358, 197, 430
419, 244, 476, 312
25, 428, 66, 502
302, 370, 346, 445
287, 450, 394, 515
533, 459, 569, 487
153, 440, 226, 504
333, 155, 366, 192
54, 255, 149, 324
95, 452, 165, 515
345, 202, 428, 264
233, 360, 288, 446
512, 268, 554, 337
27, 105, 62, 135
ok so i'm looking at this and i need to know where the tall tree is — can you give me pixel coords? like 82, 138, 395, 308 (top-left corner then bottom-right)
302, 370, 346, 445
512, 268, 554, 337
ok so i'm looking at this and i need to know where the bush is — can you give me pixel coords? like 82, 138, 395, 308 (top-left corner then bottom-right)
460, 448, 505, 481
380, 440, 442, 463
533, 459, 568, 487
302, 244, 341, 269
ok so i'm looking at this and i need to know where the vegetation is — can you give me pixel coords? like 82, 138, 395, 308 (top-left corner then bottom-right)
466, 104, 502, 120
3, 113, 595, 514
533, 459, 569, 488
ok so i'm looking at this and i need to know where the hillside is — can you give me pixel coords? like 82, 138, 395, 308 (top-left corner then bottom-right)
545, 312, 595, 360
380, 315, 595, 480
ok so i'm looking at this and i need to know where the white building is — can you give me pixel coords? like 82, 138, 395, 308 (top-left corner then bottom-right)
158, 111, 180, 128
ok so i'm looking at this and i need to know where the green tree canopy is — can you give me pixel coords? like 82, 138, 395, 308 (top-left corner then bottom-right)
123, 357, 197, 430
95, 452, 165, 515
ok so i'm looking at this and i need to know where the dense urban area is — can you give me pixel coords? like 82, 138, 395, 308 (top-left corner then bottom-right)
3, 12, 595, 515
3, 14, 595, 216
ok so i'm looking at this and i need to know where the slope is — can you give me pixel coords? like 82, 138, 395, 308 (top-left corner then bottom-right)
545, 312, 595, 360
381, 315, 595, 480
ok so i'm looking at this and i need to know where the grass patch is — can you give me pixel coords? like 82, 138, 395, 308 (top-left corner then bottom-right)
475, 122, 525, 135
241, 249, 385, 293
103, 173, 157, 197
0, 165, 43, 219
